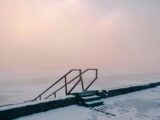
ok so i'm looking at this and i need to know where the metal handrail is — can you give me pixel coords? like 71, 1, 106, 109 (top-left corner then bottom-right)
84, 69, 98, 91
33, 68, 98, 101
33, 69, 81, 101
45, 70, 82, 99
67, 69, 98, 94
45, 69, 98, 99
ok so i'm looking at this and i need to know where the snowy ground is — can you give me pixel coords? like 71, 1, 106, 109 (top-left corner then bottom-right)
16, 86, 160, 120
1, 71, 160, 106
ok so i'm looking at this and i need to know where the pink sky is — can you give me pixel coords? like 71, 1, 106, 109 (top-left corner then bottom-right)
0, 0, 160, 73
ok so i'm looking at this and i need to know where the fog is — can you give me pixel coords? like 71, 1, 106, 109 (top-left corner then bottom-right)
0, 0, 160, 105
0, 0, 159, 72
0, 0, 160, 99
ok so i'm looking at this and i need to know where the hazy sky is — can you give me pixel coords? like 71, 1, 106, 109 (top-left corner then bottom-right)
0, 0, 160, 73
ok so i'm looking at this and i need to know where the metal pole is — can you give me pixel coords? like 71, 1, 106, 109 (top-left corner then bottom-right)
54, 93, 56, 98
64, 76, 68, 95
80, 69, 84, 91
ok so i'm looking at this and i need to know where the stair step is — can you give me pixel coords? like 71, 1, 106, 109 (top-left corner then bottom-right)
81, 95, 101, 102
78, 90, 99, 97
84, 100, 104, 107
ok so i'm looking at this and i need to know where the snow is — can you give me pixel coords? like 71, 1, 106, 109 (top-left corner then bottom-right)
0, 95, 74, 111
15, 86, 160, 120
85, 100, 103, 105
81, 95, 100, 100
1, 70, 160, 106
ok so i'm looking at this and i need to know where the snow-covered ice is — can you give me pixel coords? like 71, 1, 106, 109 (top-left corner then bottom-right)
1, 71, 160, 106
15, 86, 160, 120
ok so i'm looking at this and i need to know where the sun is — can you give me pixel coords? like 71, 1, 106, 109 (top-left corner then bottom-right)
11, 16, 36, 39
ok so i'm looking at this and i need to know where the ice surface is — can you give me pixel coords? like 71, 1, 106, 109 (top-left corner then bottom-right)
15, 87, 160, 120
0, 71, 160, 106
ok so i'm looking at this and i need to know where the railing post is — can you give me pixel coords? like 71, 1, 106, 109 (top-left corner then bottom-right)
64, 76, 68, 95
39, 96, 41, 100
54, 93, 56, 98
96, 69, 98, 79
80, 69, 84, 91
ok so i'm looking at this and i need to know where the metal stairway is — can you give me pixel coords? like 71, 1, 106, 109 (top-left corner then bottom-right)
75, 90, 104, 107
32, 69, 98, 101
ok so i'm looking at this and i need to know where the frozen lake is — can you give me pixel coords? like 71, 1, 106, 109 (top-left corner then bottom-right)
16, 86, 160, 120
0, 71, 160, 106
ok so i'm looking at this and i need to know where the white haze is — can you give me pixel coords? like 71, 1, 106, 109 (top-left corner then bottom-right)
0, 0, 160, 105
